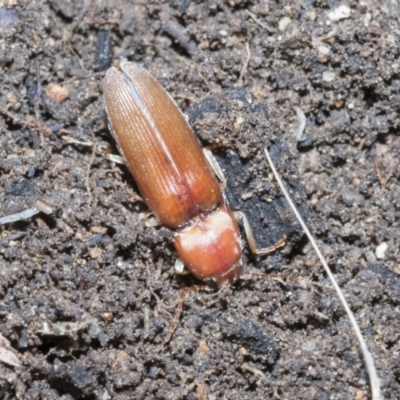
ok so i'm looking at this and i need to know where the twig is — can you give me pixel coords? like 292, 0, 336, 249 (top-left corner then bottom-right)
241, 272, 332, 290
34, 61, 46, 146
0, 333, 21, 368
0, 106, 36, 129
0, 65, 50, 146
294, 106, 306, 142
236, 42, 251, 87
374, 159, 392, 188
264, 147, 381, 400
245, 10, 276, 33
156, 286, 207, 351
62, 136, 94, 147
146, 263, 162, 304
85, 144, 96, 204
241, 362, 268, 382
0, 199, 53, 225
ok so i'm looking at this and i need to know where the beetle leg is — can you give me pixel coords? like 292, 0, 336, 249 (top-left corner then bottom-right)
203, 148, 227, 190
141, 212, 161, 227
106, 153, 125, 165
100, 141, 126, 165
174, 257, 190, 275
233, 211, 286, 255
102, 145, 146, 204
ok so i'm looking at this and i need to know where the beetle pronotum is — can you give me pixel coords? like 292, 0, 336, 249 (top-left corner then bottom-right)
103, 62, 284, 286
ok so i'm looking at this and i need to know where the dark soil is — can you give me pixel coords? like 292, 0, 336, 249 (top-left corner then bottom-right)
0, 1, 399, 399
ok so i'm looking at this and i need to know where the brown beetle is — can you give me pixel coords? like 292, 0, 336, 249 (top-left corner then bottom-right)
103, 62, 284, 286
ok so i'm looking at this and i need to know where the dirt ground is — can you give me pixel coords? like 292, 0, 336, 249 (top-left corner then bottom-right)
0, 0, 399, 399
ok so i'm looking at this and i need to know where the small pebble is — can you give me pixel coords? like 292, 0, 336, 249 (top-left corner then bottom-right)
328, 5, 351, 22
322, 71, 335, 82
375, 242, 388, 260
278, 16, 291, 31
